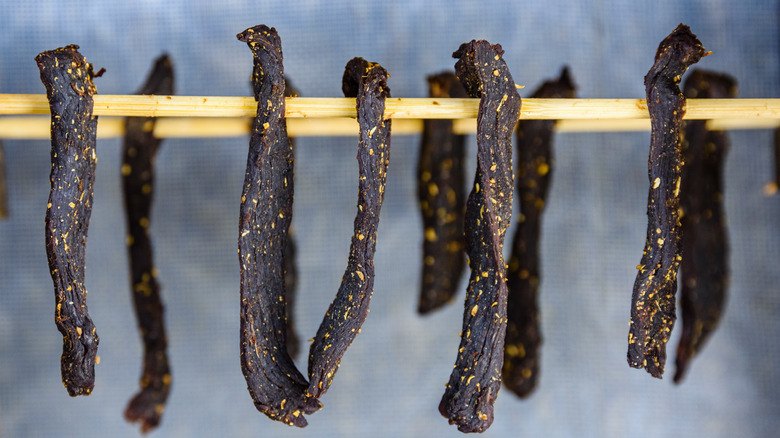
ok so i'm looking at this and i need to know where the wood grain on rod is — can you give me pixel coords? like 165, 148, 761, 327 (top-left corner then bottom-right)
1, 94, 780, 119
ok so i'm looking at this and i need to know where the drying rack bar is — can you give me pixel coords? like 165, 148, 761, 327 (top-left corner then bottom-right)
1, 96, 779, 139
2, 95, 780, 119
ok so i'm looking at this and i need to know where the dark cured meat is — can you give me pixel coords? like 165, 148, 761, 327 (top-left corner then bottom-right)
417, 72, 467, 314
237, 25, 319, 427
122, 54, 174, 433
674, 69, 735, 383
439, 40, 521, 433
36, 45, 103, 396
307, 58, 391, 399
284, 78, 301, 360
0, 141, 7, 218
503, 67, 575, 398
628, 24, 706, 378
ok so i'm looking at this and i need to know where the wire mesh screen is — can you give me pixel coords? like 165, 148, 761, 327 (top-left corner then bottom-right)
0, 1, 779, 437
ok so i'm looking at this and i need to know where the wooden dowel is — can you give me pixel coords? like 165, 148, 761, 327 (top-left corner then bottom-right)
1, 94, 780, 119
155, 118, 426, 138
1, 115, 777, 140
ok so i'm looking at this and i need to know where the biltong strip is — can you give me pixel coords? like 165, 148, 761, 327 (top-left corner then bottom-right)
628, 24, 706, 378
307, 58, 391, 399
237, 25, 318, 427
122, 54, 174, 433
0, 141, 7, 218
503, 67, 575, 398
439, 40, 521, 433
417, 72, 467, 314
674, 69, 735, 383
36, 45, 103, 396
283, 78, 301, 360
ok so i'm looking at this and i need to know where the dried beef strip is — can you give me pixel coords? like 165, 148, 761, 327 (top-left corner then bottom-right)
307, 58, 391, 399
36, 45, 103, 396
0, 141, 7, 218
237, 25, 318, 427
417, 72, 467, 314
439, 40, 521, 433
627, 24, 706, 378
674, 69, 735, 383
283, 77, 301, 360
122, 54, 174, 433
503, 67, 575, 398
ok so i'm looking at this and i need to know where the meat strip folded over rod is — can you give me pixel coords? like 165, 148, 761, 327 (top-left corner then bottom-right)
307, 57, 391, 400
122, 54, 175, 433
237, 25, 319, 427
417, 72, 467, 314
36, 45, 104, 396
674, 69, 735, 383
627, 24, 706, 378
439, 40, 521, 433
503, 67, 575, 398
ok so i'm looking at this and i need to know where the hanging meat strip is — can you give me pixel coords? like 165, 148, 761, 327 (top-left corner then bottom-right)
307, 57, 391, 400
36, 45, 104, 396
237, 25, 319, 427
439, 40, 521, 433
122, 54, 174, 433
417, 72, 467, 314
628, 24, 706, 378
503, 67, 575, 398
674, 69, 735, 383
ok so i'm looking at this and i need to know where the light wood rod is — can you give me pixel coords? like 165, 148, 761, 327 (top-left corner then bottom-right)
1, 95, 779, 120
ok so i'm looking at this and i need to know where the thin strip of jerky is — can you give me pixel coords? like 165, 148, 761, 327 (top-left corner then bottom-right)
0, 141, 7, 218
36, 45, 104, 396
417, 72, 467, 314
439, 40, 521, 433
122, 54, 174, 433
237, 25, 319, 427
284, 77, 301, 360
307, 58, 391, 400
503, 67, 575, 398
674, 69, 735, 383
628, 24, 706, 378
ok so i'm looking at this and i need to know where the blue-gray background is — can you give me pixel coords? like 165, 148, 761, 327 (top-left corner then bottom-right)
0, 1, 778, 437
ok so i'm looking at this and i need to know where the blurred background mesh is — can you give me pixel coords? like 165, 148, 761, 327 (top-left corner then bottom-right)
0, 1, 779, 437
